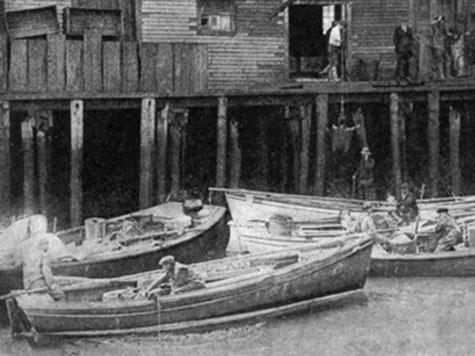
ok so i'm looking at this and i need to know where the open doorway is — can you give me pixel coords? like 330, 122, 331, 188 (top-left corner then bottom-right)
289, 3, 347, 79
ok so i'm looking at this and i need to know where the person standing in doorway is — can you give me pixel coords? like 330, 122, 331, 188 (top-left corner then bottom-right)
430, 16, 451, 80
353, 146, 376, 201
326, 20, 343, 81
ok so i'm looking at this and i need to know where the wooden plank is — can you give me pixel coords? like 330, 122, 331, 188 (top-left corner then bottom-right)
121, 41, 139, 92
120, 0, 136, 40
155, 43, 173, 95
72, 0, 119, 9
449, 106, 461, 196
9, 40, 28, 92
66, 40, 84, 92
6, 6, 59, 39
174, 44, 194, 95
299, 104, 311, 194
28, 39, 47, 93
139, 98, 155, 209
191, 44, 208, 93
427, 90, 439, 197
47, 35, 66, 92
0, 101, 10, 213
36, 111, 53, 216
139, 43, 157, 92
169, 111, 181, 201
0, 35, 8, 93
315, 94, 328, 196
229, 118, 241, 189
215, 97, 228, 192
103, 41, 121, 92
156, 103, 169, 203
22, 117, 35, 215
84, 32, 103, 93
70, 100, 84, 227
390, 93, 402, 195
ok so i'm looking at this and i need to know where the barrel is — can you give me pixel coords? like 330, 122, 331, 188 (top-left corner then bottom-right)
267, 214, 293, 236
85, 217, 106, 240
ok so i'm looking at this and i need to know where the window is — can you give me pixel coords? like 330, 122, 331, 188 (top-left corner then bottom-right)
198, 0, 236, 35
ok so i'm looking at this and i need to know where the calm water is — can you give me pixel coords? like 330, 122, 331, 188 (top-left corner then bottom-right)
2, 278, 475, 356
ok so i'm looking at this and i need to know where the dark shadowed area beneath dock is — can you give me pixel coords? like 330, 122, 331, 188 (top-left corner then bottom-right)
2, 278, 475, 356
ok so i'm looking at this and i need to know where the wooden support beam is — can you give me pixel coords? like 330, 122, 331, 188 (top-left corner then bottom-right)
427, 91, 440, 197
156, 103, 169, 203
0, 101, 10, 212
256, 113, 270, 188
22, 117, 35, 215
215, 97, 228, 189
390, 93, 402, 195
449, 106, 461, 195
279, 108, 289, 192
315, 94, 328, 196
299, 104, 311, 194
70, 100, 83, 227
169, 111, 182, 201
229, 118, 241, 189
36, 111, 52, 217
287, 107, 300, 193
139, 98, 155, 209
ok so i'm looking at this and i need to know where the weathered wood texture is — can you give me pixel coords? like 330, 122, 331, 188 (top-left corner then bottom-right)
0, 101, 10, 212
36, 113, 52, 216
102, 41, 121, 92
169, 113, 181, 201
449, 106, 461, 195
9, 40, 28, 92
229, 118, 241, 189
70, 100, 83, 227
0, 36, 7, 93
390, 93, 402, 194
215, 97, 227, 189
27, 39, 47, 92
156, 103, 169, 203
63, 7, 122, 37
22, 117, 35, 215
299, 104, 311, 194
139, 98, 155, 209
141, 0, 285, 92
84, 32, 103, 93
315, 94, 328, 196
47, 35, 66, 92
5, 6, 59, 38
427, 91, 440, 198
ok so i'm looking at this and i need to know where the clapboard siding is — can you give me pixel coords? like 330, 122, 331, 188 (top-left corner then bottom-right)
141, 0, 286, 92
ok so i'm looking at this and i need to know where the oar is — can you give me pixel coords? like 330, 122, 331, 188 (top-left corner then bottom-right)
0, 287, 49, 301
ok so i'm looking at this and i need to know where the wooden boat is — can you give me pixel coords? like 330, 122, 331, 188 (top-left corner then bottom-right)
212, 187, 475, 223
370, 244, 475, 277
6, 233, 372, 337
0, 202, 228, 296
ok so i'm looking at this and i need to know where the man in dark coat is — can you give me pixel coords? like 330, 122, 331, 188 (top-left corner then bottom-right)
393, 22, 415, 80
353, 147, 376, 201
396, 182, 419, 225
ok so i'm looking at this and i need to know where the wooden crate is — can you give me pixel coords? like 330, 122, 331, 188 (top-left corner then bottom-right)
63, 7, 122, 37
5, 6, 59, 39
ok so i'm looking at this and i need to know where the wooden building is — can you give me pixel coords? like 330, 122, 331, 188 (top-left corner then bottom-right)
0, 0, 474, 227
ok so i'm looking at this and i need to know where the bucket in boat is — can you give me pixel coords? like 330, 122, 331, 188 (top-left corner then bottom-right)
85, 217, 106, 240
267, 214, 293, 236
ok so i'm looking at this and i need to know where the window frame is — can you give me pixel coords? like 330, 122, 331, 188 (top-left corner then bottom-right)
197, 0, 237, 36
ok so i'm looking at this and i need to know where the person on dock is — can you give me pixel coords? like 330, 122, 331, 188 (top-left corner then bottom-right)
396, 183, 419, 225
430, 16, 451, 80
353, 147, 376, 201
143, 255, 205, 297
393, 21, 415, 81
320, 20, 344, 81
359, 202, 390, 247
22, 232, 65, 302
432, 208, 463, 252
